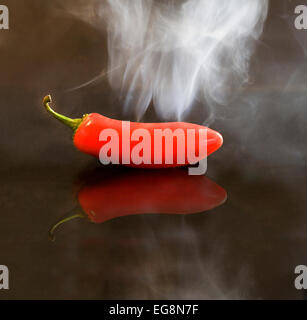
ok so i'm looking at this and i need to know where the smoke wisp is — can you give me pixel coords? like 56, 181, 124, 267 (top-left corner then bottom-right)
106, 0, 269, 120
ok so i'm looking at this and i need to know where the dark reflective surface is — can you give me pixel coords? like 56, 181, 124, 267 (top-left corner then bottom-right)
0, 0, 306, 299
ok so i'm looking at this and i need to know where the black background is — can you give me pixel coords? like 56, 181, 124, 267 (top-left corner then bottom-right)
0, 0, 306, 299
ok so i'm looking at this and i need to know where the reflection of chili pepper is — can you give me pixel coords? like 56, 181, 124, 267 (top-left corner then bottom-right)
43, 95, 223, 168
80, 169, 226, 223
50, 169, 226, 238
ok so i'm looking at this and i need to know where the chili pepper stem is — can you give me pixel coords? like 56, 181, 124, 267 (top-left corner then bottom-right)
43, 95, 87, 132
49, 212, 86, 241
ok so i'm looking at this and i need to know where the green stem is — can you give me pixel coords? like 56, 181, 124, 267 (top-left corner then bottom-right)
43, 95, 87, 132
49, 212, 86, 241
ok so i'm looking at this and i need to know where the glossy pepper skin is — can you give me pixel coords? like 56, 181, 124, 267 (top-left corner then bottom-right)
78, 169, 227, 224
43, 95, 223, 168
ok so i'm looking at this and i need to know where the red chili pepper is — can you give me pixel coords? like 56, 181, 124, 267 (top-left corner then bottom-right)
43, 95, 223, 168
50, 169, 227, 238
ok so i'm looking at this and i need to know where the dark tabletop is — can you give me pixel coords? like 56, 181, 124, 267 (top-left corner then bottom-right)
0, 0, 306, 299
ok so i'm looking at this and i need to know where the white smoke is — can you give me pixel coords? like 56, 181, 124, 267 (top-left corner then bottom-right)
105, 0, 269, 120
